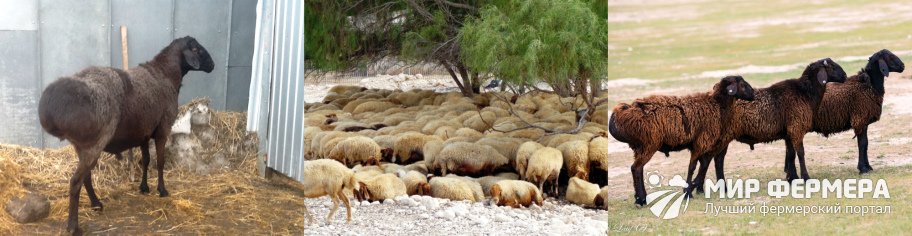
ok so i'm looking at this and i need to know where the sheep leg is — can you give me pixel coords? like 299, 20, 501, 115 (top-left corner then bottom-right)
303, 202, 316, 225
855, 127, 873, 174
83, 170, 103, 211
68, 148, 101, 235
783, 139, 799, 182
139, 142, 152, 194
631, 148, 656, 206
692, 154, 714, 194
154, 137, 170, 197
327, 195, 340, 224
707, 147, 729, 193
683, 155, 699, 199
793, 137, 811, 180
337, 191, 352, 223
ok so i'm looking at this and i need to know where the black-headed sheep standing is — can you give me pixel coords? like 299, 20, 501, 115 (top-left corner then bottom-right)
608, 76, 756, 205
813, 49, 904, 174
38, 36, 214, 234
700, 58, 848, 189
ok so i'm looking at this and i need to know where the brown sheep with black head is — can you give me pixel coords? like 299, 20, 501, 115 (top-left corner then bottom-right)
609, 75, 755, 205
813, 49, 904, 174
38, 36, 214, 234
696, 58, 848, 193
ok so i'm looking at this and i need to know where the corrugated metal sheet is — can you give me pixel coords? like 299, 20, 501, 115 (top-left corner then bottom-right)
246, 0, 304, 182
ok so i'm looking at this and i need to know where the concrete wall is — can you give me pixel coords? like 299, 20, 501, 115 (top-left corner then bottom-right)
0, 0, 257, 148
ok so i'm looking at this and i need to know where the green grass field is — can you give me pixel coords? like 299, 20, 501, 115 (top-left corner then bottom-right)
607, 0, 912, 234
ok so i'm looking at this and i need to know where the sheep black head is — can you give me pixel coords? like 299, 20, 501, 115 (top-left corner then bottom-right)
717, 75, 755, 101
868, 49, 905, 77
803, 58, 847, 85
175, 36, 215, 74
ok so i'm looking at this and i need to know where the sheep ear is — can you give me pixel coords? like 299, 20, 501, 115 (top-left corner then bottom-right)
878, 59, 889, 77
183, 49, 201, 70
816, 68, 828, 85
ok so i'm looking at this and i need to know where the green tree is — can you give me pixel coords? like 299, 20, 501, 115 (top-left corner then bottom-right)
305, 0, 496, 96
459, 0, 607, 111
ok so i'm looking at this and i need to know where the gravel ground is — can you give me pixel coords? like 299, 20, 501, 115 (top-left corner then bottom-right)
303, 195, 609, 235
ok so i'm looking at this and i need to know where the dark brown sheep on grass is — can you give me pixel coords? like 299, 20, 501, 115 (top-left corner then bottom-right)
814, 49, 904, 174
696, 58, 848, 192
608, 76, 756, 206
38, 36, 214, 235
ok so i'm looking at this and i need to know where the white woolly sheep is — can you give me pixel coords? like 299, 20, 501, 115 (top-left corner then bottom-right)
435, 142, 509, 176
557, 140, 590, 181
477, 172, 520, 197
526, 147, 563, 197
302, 159, 358, 225
354, 173, 407, 202
490, 180, 544, 208
565, 177, 600, 207
516, 141, 544, 179
421, 176, 485, 202
398, 170, 431, 196
328, 136, 382, 167
393, 132, 442, 164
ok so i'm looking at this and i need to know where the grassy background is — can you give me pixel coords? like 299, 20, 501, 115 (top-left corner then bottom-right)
607, 0, 912, 234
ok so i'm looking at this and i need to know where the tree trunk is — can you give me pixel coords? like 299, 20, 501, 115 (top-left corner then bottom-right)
442, 60, 471, 97
590, 78, 601, 98
456, 62, 479, 95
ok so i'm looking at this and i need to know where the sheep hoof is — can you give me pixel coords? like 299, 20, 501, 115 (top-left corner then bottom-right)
139, 184, 150, 194
858, 165, 874, 174
158, 188, 170, 197
634, 197, 646, 206
67, 225, 83, 236
90, 202, 104, 212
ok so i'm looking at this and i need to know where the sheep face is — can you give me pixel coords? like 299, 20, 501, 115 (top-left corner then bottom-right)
177, 36, 215, 74
805, 58, 847, 85
720, 75, 755, 101
869, 49, 905, 77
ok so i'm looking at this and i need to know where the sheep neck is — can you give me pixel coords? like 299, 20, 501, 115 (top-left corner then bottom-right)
141, 47, 186, 92
862, 66, 886, 96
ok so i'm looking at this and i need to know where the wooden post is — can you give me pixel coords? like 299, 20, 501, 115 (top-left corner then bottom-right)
120, 26, 129, 69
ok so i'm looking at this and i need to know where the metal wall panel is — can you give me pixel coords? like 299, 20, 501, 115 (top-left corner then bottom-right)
226, 0, 257, 111
175, 0, 231, 110
227, 66, 252, 111
0, 31, 42, 146
109, 0, 174, 69
247, 0, 304, 182
0, 0, 38, 30
38, 0, 111, 148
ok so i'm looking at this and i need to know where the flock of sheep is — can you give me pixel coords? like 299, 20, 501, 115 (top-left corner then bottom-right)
302, 86, 612, 225
609, 49, 905, 206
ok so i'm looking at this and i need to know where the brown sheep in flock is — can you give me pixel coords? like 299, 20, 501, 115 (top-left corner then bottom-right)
608, 76, 756, 205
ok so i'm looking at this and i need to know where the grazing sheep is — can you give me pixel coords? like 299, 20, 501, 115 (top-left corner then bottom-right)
393, 132, 442, 164
490, 180, 544, 208
700, 59, 848, 190
302, 159, 358, 225
608, 76, 756, 205
477, 172, 521, 196
525, 147, 563, 197
372, 135, 397, 162
38, 36, 214, 234
593, 186, 609, 210
422, 140, 445, 174
588, 136, 610, 186
354, 173, 408, 202
398, 170, 431, 196
557, 141, 590, 180
422, 176, 485, 202
328, 136, 382, 167
565, 177, 600, 207
403, 161, 429, 175
435, 142, 510, 177
516, 141, 544, 179
813, 49, 904, 174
